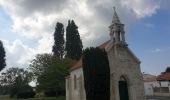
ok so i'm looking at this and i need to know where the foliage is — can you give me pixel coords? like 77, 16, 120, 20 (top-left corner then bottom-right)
0, 85, 10, 95
0, 67, 33, 98
165, 66, 170, 73
0, 40, 6, 71
52, 22, 65, 58
29, 53, 54, 81
10, 84, 34, 98
82, 47, 110, 100
17, 91, 36, 99
29, 53, 73, 96
0, 67, 32, 86
65, 20, 83, 60
36, 57, 72, 94
44, 89, 57, 97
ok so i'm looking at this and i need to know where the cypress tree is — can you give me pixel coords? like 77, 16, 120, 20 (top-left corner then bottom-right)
52, 22, 64, 58
65, 20, 83, 60
0, 40, 6, 71
165, 66, 170, 73
82, 47, 110, 100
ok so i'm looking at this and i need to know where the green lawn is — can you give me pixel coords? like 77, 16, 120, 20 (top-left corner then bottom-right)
0, 95, 65, 100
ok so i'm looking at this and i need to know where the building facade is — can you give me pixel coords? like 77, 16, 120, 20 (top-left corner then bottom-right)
66, 8, 145, 100
144, 73, 170, 96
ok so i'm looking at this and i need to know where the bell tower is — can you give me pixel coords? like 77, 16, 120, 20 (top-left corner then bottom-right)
109, 7, 126, 45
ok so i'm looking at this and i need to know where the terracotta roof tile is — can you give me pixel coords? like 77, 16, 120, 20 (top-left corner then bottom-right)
70, 58, 82, 71
157, 73, 170, 81
70, 40, 111, 71
144, 76, 157, 82
98, 40, 111, 48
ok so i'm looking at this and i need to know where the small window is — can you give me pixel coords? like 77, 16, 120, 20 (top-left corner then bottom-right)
74, 75, 77, 89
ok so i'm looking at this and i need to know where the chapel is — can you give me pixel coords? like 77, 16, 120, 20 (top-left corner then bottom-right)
66, 7, 145, 100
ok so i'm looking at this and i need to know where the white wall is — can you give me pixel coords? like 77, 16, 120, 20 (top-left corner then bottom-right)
144, 81, 170, 96
66, 68, 86, 100
144, 82, 154, 96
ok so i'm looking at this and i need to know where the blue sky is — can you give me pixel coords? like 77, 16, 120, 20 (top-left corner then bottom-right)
127, 8, 170, 75
0, 0, 169, 75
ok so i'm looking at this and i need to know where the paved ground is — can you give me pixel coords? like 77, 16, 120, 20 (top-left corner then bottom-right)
147, 96, 170, 100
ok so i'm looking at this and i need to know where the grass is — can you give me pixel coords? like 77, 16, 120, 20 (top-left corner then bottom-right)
0, 95, 65, 100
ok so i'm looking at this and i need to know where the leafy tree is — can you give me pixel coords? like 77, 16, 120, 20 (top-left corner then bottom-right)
29, 53, 74, 95
52, 22, 65, 58
37, 57, 72, 95
0, 67, 32, 97
29, 53, 54, 81
82, 47, 110, 100
10, 75, 33, 98
65, 20, 83, 60
0, 40, 6, 71
0, 68, 31, 86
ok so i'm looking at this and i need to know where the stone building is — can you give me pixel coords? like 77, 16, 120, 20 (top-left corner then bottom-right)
66, 8, 145, 100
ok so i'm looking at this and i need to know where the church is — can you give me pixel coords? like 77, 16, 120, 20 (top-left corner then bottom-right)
66, 8, 145, 100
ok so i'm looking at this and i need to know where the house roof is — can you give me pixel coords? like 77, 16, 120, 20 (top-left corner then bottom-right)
143, 73, 170, 82
70, 40, 111, 71
156, 73, 170, 81
144, 76, 157, 82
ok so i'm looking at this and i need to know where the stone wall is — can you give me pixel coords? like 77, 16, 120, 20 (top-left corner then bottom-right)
107, 45, 145, 100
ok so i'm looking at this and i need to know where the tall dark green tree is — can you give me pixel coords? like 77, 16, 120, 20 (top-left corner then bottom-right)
0, 40, 6, 71
165, 66, 170, 73
82, 47, 110, 100
65, 20, 83, 60
52, 22, 64, 58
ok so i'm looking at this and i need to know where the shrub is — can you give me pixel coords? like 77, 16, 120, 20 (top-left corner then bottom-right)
44, 90, 56, 97
17, 91, 36, 99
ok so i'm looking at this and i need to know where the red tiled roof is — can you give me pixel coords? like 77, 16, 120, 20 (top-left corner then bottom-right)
70, 40, 111, 71
98, 40, 111, 48
156, 73, 170, 81
144, 76, 157, 82
70, 58, 82, 71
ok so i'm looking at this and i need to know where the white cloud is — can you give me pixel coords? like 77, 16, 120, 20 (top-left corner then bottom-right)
1, 33, 53, 68
152, 48, 161, 53
120, 0, 160, 18
152, 47, 170, 53
2, 39, 35, 68
0, 0, 161, 37
0, 0, 161, 67
36, 33, 54, 54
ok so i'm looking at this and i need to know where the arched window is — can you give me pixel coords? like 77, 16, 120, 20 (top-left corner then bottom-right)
74, 75, 77, 89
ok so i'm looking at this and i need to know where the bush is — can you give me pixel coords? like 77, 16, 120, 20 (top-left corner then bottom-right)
44, 90, 56, 97
57, 90, 65, 96
17, 91, 36, 99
